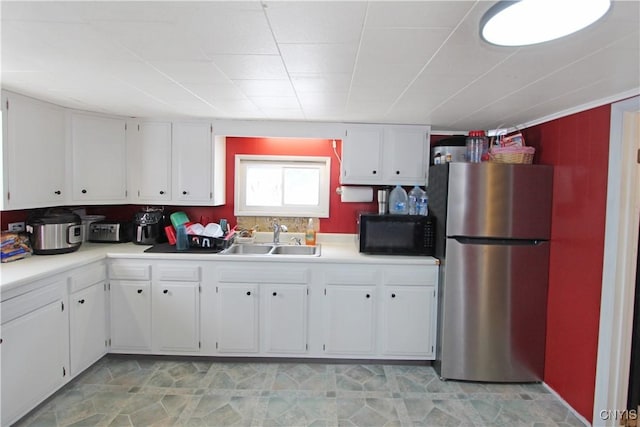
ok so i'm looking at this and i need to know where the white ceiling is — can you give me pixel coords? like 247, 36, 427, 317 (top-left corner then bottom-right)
2, 1, 639, 131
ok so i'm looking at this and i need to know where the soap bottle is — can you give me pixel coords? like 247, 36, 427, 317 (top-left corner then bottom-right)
305, 218, 316, 246
389, 185, 409, 214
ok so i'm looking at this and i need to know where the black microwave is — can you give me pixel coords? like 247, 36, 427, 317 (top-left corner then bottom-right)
358, 214, 435, 256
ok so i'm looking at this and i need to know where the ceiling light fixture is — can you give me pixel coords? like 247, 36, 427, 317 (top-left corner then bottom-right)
480, 0, 611, 47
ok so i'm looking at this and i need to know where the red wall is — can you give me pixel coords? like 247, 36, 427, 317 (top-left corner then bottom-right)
1, 138, 377, 233
212, 137, 377, 233
522, 104, 611, 422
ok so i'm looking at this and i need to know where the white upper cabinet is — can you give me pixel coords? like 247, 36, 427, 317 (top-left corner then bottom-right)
341, 125, 384, 184
383, 125, 430, 184
341, 124, 430, 186
2, 92, 67, 210
129, 121, 172, 203
71, 112, 127, 203
172, 122, 225, 206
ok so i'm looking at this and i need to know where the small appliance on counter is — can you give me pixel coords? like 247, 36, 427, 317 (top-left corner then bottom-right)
26, 209, 83, 255
88, 220, 132, 243
132, 207, 166, 245
358, 213, 435, 256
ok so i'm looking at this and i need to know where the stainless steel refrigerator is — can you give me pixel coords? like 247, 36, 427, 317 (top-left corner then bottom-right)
427, 162, 553, 382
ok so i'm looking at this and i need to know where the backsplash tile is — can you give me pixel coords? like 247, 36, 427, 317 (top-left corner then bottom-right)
236, 217, 318, 233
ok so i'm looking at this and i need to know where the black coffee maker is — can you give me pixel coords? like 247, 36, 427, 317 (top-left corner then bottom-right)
132, 207, 166, 245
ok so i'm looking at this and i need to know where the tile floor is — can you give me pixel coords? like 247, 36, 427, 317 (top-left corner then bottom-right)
15, 355, 586, 427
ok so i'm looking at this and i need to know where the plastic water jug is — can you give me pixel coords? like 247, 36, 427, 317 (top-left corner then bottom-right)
389, 185, 408, 214
408, 186, 424, 215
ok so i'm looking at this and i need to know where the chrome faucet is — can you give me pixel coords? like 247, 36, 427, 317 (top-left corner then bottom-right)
273, 221, 288, 244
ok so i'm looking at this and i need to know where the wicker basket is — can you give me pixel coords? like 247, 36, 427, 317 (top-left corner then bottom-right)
490, 146, 535, 164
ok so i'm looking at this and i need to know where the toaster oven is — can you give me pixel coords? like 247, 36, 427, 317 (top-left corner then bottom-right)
88, 221, 132, 243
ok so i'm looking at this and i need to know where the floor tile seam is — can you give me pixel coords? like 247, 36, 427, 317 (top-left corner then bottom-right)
488, 401, 561, 425
390, 395, 413, 427
176, 394, 204, 424
130, 385, 204, 395
382, 365, 402, 394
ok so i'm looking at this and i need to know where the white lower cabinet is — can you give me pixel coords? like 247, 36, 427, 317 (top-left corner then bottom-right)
381, 267, 438, 358
322, 266, 378, 355
153, 281, 200, 352
216, 284, 259, 353
1, 280, 68, 426
214, 266, 310, 355
110, 280, 152, 351
70, 281, 108, 375
109, 262, 201, 354
382, 286, 435, 356
68, 261, 108, 376
263, 284, 308, 354
324, 285, 375, 354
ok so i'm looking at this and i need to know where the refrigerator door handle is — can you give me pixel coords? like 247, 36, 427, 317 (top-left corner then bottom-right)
451, 236, 545, 246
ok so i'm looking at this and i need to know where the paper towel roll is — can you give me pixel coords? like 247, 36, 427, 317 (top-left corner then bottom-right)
339, 186, 373, 202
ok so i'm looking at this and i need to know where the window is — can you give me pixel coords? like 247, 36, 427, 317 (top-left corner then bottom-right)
235, 155, 331, 217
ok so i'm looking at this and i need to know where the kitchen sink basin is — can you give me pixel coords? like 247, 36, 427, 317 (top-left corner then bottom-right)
271, 245, 320, 256
222, 244, 274, 255
220, 243, 320, 256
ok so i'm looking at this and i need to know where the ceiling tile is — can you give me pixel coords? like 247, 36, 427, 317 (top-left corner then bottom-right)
90, 21, 208, 61
191, 4, 278, 55
209, 55, 288, 80
357, 28, 451, 66
280, 43, 358, 74
249, 96, 300, 109
266, 2, 366, 43
148, 61, 230, 84
184, 82, 249, 102
233, 80, 296, 97
365, 1, 474, 28
290, 73, 352, 93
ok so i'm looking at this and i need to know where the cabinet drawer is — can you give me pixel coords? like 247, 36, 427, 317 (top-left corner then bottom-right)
156, 265, 200, 282
1, 281, 65, 324
108, 263, 151, 280
384, 267, 437, 286
69, 262, 106, 293
324, 268, 378, 285
218, 267, 308, 284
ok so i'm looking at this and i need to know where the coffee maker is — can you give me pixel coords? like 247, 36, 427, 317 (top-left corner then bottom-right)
132, 207, 166, 245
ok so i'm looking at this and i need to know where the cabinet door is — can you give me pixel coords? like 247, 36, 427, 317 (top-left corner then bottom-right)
324, 285, 375, 354
135, 122, 172, 202
263, 284, 308, 354
153, 282, 200, 352
70, 282, 108, 375
4, 93, 66, 209
110, 280, 151, 351
216, 284, 259, 353
71, 113, 127, 202
172, 122, 212, 203
383, 126, 429, 185
1, 300, 67, 426
382, 286, 435, 357
341, 125, 383, 184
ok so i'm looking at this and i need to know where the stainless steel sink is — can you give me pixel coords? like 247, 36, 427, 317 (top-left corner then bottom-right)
220, 243, 320, 256
222, 244, 274, 255
271, 245, 320, 256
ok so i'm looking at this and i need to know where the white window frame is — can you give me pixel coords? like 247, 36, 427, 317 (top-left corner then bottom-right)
234, 154, 331, 218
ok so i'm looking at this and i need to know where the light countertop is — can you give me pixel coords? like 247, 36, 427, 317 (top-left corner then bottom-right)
1, 233, 438, 293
